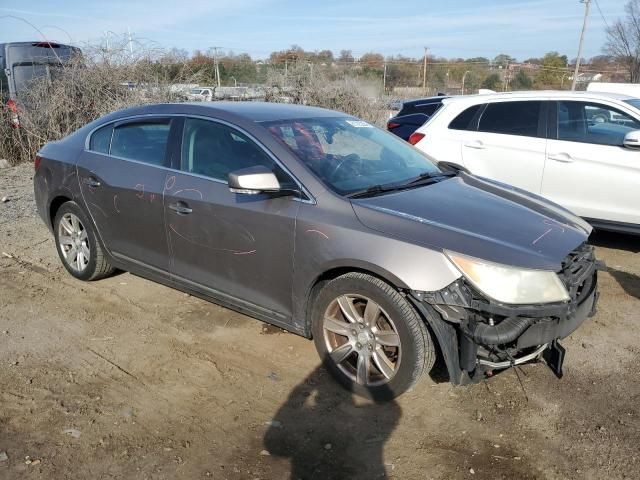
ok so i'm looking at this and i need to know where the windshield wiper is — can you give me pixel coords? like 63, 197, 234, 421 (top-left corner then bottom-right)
346, 184, 400, 199
403, 171, 457, 186
346, 171, 457, 199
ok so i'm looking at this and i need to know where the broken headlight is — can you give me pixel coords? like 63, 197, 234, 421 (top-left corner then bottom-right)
445, 251, 569, 305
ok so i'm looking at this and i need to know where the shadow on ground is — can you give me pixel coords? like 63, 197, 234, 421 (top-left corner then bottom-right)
590, 230, 639, 253
264, 367, 400, 480
607, 267, 640, 300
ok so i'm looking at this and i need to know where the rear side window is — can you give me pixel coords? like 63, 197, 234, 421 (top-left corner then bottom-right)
478, 101, 543, 137
89, 124, 113, 154
449, 104, 482, 131
110, 121, 171, 166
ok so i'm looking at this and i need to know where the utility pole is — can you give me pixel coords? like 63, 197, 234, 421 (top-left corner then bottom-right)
422, 47, 428, 95
461, 70, 470, 95
210, 47, 222, 88
571, 0, 591, 91
127, 27, 133, 56
383, 63, 387, 92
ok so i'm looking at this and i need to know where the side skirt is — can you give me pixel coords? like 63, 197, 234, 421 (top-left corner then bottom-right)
110, 253, 307, 338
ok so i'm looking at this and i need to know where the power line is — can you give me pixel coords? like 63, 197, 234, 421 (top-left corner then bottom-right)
594, 0, 610, 29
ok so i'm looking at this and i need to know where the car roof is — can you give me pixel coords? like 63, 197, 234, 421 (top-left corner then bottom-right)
112, 101, 349, 123
442, 90, 636, 106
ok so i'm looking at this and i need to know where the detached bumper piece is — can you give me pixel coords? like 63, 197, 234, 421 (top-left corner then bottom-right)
410, 243, 599, 385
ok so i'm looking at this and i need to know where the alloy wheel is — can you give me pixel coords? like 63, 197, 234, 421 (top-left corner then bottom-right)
322, 294, 402, 386
58, 213, 90, 272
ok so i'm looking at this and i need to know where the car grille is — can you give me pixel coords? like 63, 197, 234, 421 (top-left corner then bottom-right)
558, 243, 597, 304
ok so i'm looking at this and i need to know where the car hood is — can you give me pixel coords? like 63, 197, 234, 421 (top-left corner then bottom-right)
351, 173, 592, 271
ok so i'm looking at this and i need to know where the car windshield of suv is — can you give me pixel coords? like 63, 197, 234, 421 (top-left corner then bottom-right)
263, 117, 442, 195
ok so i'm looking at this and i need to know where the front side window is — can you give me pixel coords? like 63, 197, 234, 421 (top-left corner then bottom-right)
181, 118, 292, 185
263, 117, 441, 195
110, 120, 170, 166
478, 101, 543, 137
556, 101, 640, 146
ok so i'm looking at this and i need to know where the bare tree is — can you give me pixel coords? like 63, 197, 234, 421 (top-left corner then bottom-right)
605, 0, 640, 82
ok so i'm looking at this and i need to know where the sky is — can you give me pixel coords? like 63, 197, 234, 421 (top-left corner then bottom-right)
0, 0, 628, 61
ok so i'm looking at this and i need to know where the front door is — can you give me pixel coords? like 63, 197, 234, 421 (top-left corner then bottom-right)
461, 100, 547, 194
165, 117, 300, 319
78, 117, 174, 271
542, 100, 640, 225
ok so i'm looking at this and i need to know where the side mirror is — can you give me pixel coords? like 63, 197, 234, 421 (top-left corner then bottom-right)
228, 165, 280, 194
623, 130, 640, 149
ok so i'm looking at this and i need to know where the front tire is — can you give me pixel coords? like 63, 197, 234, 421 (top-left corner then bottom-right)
53, 201, 114, 281
311, 273, 435, 400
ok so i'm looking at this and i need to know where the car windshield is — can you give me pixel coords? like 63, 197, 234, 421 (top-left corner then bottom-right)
262, 116, 441, 195
624, 99, 640, 110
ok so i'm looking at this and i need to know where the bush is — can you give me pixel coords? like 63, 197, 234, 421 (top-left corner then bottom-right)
0, 41, 195, 165
264, 62, 388, 127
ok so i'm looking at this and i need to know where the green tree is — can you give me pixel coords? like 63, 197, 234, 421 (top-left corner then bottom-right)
493, 53, 515, 68
482, 73, 501, 90
535, 51, 568, 88
511, 69, 533, 90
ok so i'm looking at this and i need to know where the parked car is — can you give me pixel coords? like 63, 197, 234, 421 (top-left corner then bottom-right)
412, 91, 640, 235
187, 87, 214, 102
587, 82, 640, 97
387, 95, 448, 141
0, 41, 81, 126
34, 102, 599, 399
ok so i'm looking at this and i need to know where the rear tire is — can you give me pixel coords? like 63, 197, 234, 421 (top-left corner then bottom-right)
311, 272, 435, 400
53, 201, 114, 281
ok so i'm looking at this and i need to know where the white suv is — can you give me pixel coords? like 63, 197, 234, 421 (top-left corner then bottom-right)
412, 91, 640, 234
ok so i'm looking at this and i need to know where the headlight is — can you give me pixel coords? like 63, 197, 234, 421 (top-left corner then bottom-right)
445, 251, 569, 305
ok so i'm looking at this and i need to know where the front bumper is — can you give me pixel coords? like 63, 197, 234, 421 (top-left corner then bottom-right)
410, 243, 600, 385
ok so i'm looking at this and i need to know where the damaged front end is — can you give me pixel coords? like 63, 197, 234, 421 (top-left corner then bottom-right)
409, 243, 601, 385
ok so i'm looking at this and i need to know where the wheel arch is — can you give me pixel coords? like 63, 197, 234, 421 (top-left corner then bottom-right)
302, 261, 410, 339
49, 195, 73, 228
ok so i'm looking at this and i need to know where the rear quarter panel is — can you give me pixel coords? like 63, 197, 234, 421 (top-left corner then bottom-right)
34, 141, 83, 231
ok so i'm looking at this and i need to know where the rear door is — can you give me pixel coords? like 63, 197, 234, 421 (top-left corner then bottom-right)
461, 100, 547, 194
542, 100, 640, 225
78, 117, 175, 272
165, 117, 300, 319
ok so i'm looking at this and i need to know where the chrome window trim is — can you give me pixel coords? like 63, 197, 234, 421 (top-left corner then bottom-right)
84, 113, 315, 204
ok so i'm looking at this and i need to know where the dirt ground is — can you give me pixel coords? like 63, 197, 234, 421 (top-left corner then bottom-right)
1, 162, 639, 480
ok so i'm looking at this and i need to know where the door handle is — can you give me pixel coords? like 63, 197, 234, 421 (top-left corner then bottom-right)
463, 140, 485, 149
82, 176, 101, 187
547, 153, 574, 163
168, 202, 193, 215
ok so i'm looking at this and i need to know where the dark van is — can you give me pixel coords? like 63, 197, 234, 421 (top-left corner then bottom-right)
0, 41, 81, 125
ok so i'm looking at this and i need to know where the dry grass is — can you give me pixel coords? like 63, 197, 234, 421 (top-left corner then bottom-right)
264, 62, 389, 127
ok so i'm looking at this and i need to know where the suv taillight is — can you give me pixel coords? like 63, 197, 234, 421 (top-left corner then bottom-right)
408, 132, 425, 145
34, 155, 42, 170
7, 99, 20, 128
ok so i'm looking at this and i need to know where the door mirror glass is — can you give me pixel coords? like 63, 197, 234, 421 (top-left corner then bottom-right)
228, 165, 280, 194
623, 130, 640, 149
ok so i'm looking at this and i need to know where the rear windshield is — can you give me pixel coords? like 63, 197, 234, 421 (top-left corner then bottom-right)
6, 43, 79, 96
